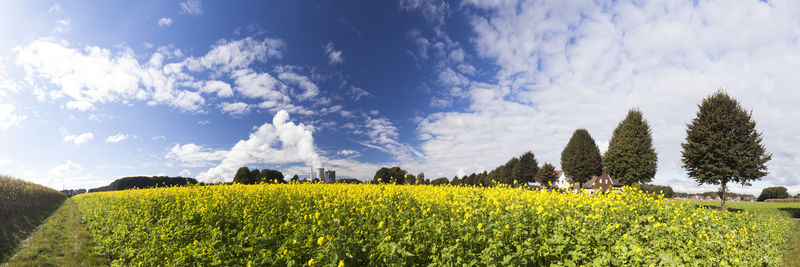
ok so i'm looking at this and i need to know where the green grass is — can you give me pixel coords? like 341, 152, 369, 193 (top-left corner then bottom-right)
684, 200, 800, 266
2, 198, 107, 267
0, 176, 65, 262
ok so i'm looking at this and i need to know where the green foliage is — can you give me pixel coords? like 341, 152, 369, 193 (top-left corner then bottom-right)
233, 167, 254, 184
534, 163, 558, 187
372, 167, 408, 184
681, 90, 771, 209
291, 175, 300, 182
638, 184, 673, 198
561, 129, 603, 186
603, 109, 658, 185
757, 186, 790, 202
88, 176, 198, 192
430, 177, 449, 185
513, 151, 539, 184
256, 169, 285, 184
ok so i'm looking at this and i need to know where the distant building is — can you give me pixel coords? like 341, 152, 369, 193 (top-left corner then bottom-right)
324, 170, 336, 183
316, 168, 325, 181
554, 170, 571, 189
554, 171, 622, 192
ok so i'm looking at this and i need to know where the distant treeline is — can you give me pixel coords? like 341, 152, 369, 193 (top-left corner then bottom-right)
61, 188, 87, 197
88, 176, 198, 192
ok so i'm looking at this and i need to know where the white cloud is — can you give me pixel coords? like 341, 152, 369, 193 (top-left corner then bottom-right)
158, 17, 173, 27
0, 104, 26, 131
337, 149, 358, 157
48, 3, 61, 13
15, 39, 205, 112
219, 101, 250, 115
0, 159, 11, 167
53, 18, 70, 33
179, 169, 191, 177
275, 67, 319, 100
48, 160, 83, 175
406, 0, 800, 194
105, 133, 129, 143
152, 135, 166, 141
196, 110, 321, 181
179, 0, 203, 15
200, 80, 233, 97
165, 143, 227, 167
358, 116, 422, 162
349, 86, 371, 101
184, 37, 285, 74
198, 120, 210, 125
323, 42, 343, 65
230, 69, 288, 100
64, 132, 93, 145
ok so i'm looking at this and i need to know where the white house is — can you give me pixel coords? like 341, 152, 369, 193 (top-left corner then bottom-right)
554, 170, 572, 189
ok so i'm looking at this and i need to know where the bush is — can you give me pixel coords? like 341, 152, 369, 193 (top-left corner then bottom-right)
758, 186, 790, 202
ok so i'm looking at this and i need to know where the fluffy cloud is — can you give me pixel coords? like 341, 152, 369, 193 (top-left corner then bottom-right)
219, 101, 250, 115
48, 160, 83, 175
337, 149, 358, 157
409, 0, 800, 194
179, 169, 191, 176
165, 143, 227, 167
323, 42, 343, 65
158, 17, 173, 26
15, 39, 205, 112
195, 110, 321, 181
105, 133, 129, 143
275, 67, 319, 100
0, 104, 26, 131
64, 132, 93, 145
184, 37, 285, 74
53, 18, 70, 33
200, 80, 234, 97
179, 0, 203, 15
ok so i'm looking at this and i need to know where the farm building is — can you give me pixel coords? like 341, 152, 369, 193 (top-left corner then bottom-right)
554, 170, 623, 192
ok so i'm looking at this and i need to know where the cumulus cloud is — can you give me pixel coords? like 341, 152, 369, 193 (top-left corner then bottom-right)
105, 133, 129, 143
200, 80, 233, 97
64, 132, 93, 145
337, 149, 358, 157
15, 39, 205, 112
219, 101, 250, 115
195, 110, 321, 181
48, 160, 83, 175
408, 0, 800, 194
179, 0, 203, 15
183, 37, 285, 74
158, 17, 173, 26
179, 169, 191, 176
0, 104, 26, 131
165, 143, 227, 167
323, 42, 343, 65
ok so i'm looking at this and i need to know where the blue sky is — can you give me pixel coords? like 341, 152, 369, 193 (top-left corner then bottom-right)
1, 0, 799, 196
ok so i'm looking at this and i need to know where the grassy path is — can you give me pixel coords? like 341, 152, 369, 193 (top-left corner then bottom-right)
2, 198, 107, 267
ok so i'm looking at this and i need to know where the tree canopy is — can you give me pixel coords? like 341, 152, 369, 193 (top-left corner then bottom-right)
372, 167, 408, 184
603, 108, 658, 185
561, 129, 603, 187
757, 186, 789, 202
534, 162, 558, 187
681, 90, 771, 210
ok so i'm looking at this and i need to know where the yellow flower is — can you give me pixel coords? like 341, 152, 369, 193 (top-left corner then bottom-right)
317, 236, 325, 246
308, 258, 315, 266
384, 235, 392, 241
338, 260, 345, 267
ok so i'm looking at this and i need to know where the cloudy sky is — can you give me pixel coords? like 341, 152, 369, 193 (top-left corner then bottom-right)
1, 0, 798, 196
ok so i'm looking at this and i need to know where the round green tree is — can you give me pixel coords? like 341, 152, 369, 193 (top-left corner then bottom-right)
560, 129, 603, 188
681, 90, 771, 211
534, 162, 558, 187
603, 108, 658, 185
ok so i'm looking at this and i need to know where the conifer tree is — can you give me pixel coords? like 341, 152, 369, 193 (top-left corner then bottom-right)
514, 151, 540, 185
534, 162, 558, 187
681, 90, 771, 211
603, 108, 658, 185
561, 129, 603, 189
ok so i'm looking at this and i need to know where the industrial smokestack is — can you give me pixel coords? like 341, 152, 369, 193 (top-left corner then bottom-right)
317, 168, 325, 182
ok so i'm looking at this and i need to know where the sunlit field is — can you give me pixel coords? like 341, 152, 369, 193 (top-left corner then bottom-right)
73, 184, 793, 266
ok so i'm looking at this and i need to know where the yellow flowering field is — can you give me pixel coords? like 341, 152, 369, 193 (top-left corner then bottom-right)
73, 184, 793, 266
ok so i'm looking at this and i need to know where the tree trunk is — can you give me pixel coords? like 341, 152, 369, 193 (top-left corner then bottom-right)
719, 183, 728, 211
